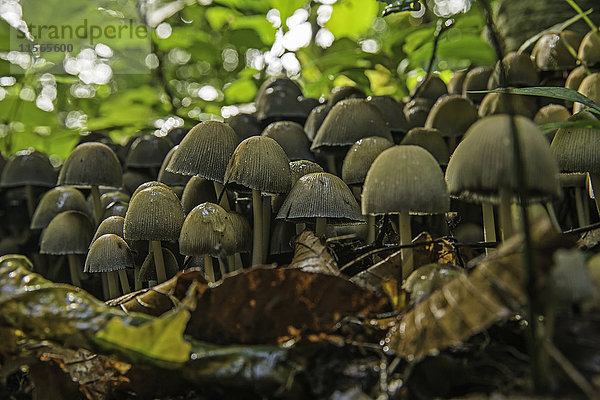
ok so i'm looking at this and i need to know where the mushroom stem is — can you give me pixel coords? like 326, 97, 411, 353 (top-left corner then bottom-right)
545, 202, 561, 232
315, 217, 327, 237
213, 181, 230, 211
498, 187, 514, 240
295, 223, 305, 235
590, 173, 600, 219
251, 189, 263, 267
25, 184, 35, 219
118, 270, 131, 294
262, 196, 271, 263
398, 212, 413, 280
91, 185, 103, 227
575, 187, 588, 227
134, 265, 142, 291
106, 271, 120, 299
101, 272, 109, 300
67, 254, 82, 287
367, 215, 376, 244
150, 240, 167, 283
218, 257, 227, 278
234, 253, 243, 271
481, 203, 496, 256
204, 254, 215, 282
326, 154, 337, 176
352, 186, 362, 204
227, 256, 236, 272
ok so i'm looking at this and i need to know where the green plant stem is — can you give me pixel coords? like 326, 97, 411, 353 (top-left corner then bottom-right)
398, 212, 413, 280
564, 0, 598, 31
315, 217, 327, 237
481, 203, 496, 255
91, 185, 103, 227
251, 189, 263, 267
67, 254, 82, 287
261, 196, 271, 264
106, 271, 120, 299
150, 240, 167, 283
204, 254, 215, 282
118, 269, 131, 294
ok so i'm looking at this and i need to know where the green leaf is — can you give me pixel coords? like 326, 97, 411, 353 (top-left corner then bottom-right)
538, 119, 600, 133
471, 87, 600, 115
206, 6, 238, 31
326, 0, 379, 39
224, 78, 257, 104
270, 0, 309, 28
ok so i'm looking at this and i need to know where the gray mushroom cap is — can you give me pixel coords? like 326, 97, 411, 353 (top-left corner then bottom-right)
0, 149, 57, 188
40, 211, 94, 255
85, 234, 134, 273
30, 187, 90, 230
289, 160, 324, 184
342, 137, 394, 186
425, 94, 478, 138
179, 202, 237, 256
126, 134, 172, 168
158, 146, 191, 187
139, 247, 179, 281
400, 127, 450, 166
262, 121, 315, 161
91, 216, 125, 246
550, 111, 600, 174
58, 142, 122, 188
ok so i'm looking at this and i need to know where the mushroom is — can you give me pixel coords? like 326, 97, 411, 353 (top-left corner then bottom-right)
410, 74, 447, 104
139, 247, 179, 287
447, 68, 468, 95
58, 142, 122, 226
179, 202, 236, 282
30, 186, 90, 230
227, 113, 261, 141
424, 94, 478, 152
534, 104, 571, 142
366, 95, 409, 143
304, 104, 328, 143
261, 121, 315, 161
462, 66, 493, 104
40, 210, 94, 287
85, 234, 133, 298
126, 134, 173, 178
122, 170, 152, 195
166, 121, 238, 210
224, 136, 291, 266
327, 86, 366, 108
578, 30, 600, 68
574, 73, 600, 114
487, 52, 538, 90
227, 211, 251, 270
478, 92, 538, 119
403, 97, 432, 129
181, 176, 218, 214
157, 146, 191, 189
400, 127, 450, 167
532, 31, 582, 73
362, 146, 449, 278
123, 185, 184, 284
256, 86, 307, 127
276, 172, 365, 237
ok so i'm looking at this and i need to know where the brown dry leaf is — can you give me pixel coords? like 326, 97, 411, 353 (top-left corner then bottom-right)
384, 220, 574, 362
437, 238, 459, 264
289, 230, 340, 275
350, 250, 402, 295
185, 267, 390, 344
381, 278, 410, 312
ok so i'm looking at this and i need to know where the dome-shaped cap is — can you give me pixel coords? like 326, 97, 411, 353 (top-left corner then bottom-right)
341, 137, 394, 185
90, 216, 125, 246
166, 121, 239, 183
487, 52, 538, 89
262, 121, 315, 161
0, 149, 57, 188
311, 99, 392, 152
327, 86, 366, 108
478, 92, 538, 119
103, 201, 129, 219
400, 127, 450, 166
181, 176, 217, 214
424, 95, 478, 138
224, 136, 291, 194
534, 104, 571, 125
228, 211, 252, 253
445, 114, 561, 203
58, 142, 122, 188
550, 111, 600, 174
304, 104, 328, 143
403, 97, 432, 128
179, 202, 236, 256
124, 185, 185, 241
447, 69, 468, 95
139, 247, 179, 281
40, 211, 94, 255
85, 234, 134, 273
256, 77, 303, 107
30, 187, 90, 230
157, 146, 190, 187
362, 146, 449, 215
126, 135, 172, 168
100, 191, 130, 210
166, 127, 188, 145
289, 160, 324, 184
227, 113, 261, 141
532, 31, 582, 71
463, 66, 493, 103
276, 172, 364, 223
578, 30, 600, 67
122, 170, 151, 195
410, 75, 447, 104
366, 95, 409, 134
256, 86, 306, 124
574, 73, 600, 114
300, 96, 320, 114
131, 181, 170, 200
565, 66, 588, 94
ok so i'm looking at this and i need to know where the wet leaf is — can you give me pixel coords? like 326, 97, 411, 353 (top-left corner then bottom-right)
289, 230, 340, 276
350, 249, 402, 295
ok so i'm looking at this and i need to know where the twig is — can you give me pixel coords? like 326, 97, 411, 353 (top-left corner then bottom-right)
544, 339, 599, 399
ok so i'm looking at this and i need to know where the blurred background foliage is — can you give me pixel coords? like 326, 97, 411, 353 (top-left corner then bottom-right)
0, 0, 496, 162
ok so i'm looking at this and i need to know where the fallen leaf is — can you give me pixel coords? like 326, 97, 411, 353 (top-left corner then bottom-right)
289, 230, 340, 275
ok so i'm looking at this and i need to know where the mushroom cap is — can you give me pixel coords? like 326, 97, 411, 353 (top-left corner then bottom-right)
40, 211, 94, 255
410, 75, 448, 104
58, 142, 122, 188
463, 66, 493, 103
487, 52, 538, 89
424, 95, 478, 138
578, 30, 600, 67
123, 185, 185, 241
131, 181, 170, 200
256, 86, 307, 124
304, 104, 328, 143
366, 95, 409, 134
30, 187, 89, 230
91, 215, 125, 246
100, 191, 131, 210
224, 136, 291, 194
227, 211, 252, 253
311, 99, 392, 152
122, 170, 151, 195
227, 113, 261, 141
532, 31, 582, 71
565, 65, 588, 93
574, 73, 600, 114
534, 104, 571, 141
255, 77, 303, 107
179, 202, 237, 256
289, 160, 324, 184
165, 121, 239, 183
478, 92, 538, 119
447, 69, 468, 95
341, 137, 394, 185
157, 146, 191, 187
362, 145, 449, 216
103, 201, 129, 219
181, 176, 217, 214
126, 135, 172, 168
327, 85, 366, 108
139, 247, 179, 281
400, 127, 450, 166
85, 234, 134, 273
403, 97, 432, 128
550, 111, 600, 174
261, 121, 315, 161
299, 96, 321, 114
276, 172, 365, 224
445, 114, 561, 203
166, 127, 188, 145
0, 149, 57, 188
